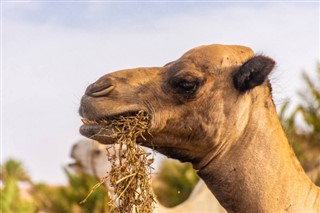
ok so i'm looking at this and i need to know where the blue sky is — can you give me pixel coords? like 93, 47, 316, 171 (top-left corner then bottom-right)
2, 1, 319, 184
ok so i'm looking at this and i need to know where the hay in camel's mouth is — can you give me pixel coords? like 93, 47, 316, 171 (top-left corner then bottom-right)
80, 110, 156, 213
80, 111, 146, 142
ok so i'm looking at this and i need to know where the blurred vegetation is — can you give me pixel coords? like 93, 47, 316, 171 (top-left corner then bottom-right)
0, 159, 36, 213
152, 159, 199, 207
279, 63, 320, 186
32, 169, 109, 213
0, 159, 109, 213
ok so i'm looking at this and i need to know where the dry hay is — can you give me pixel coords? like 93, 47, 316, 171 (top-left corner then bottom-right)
81, 110, 155, 213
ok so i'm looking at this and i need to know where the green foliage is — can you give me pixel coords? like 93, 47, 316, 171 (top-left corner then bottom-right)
32, 168, 109, 213
0, 159, 110, 213
279, 63, 320, 186
0, 159, 36, 213
296, 63, 320, 144
0, 159, 30, 182
153, 159, 199, 208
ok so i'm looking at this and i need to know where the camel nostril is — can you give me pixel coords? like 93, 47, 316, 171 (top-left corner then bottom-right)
86, 83, 115, 97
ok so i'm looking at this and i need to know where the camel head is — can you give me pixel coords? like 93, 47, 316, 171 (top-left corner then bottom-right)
79, 44, 275, 169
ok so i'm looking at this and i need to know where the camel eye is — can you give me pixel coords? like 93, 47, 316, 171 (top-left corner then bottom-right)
171, 78, 199, 94
177, 80, 197, 92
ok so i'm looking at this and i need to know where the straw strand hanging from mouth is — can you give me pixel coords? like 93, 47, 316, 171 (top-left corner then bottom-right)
81, 110, 155, 213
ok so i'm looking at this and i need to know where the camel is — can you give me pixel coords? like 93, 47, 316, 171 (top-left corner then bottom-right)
69, 140, 226, 212
79, 44, 320, 212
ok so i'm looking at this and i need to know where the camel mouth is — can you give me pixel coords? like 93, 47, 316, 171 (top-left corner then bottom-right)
79, 110, 149, 144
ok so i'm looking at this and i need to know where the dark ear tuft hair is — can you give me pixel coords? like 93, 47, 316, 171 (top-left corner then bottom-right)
233, 55, 275, 92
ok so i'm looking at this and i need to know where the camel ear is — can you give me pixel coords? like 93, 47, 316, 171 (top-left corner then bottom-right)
233, 55, 275, 92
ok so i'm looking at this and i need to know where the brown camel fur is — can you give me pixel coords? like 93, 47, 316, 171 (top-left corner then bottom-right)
79, 44, 320, 212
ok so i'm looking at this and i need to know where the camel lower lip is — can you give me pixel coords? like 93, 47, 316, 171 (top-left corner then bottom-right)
80, 124, 115, 144
80, 124, 101, 136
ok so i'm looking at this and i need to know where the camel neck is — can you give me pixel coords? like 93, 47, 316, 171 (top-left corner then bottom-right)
198, 105, 320, 213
